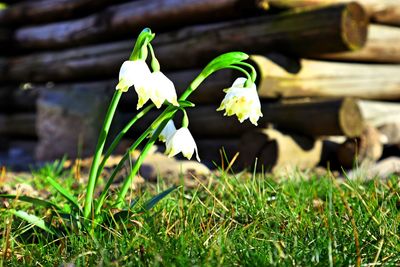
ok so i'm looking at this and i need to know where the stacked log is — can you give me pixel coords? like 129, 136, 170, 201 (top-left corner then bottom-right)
1, 0, 399, 172
267, 0, 400, 26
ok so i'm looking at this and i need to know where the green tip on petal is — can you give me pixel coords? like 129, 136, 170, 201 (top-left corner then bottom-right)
116, 80, 129, 92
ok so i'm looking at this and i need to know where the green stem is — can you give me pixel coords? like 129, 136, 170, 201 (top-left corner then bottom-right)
112, 75, 209, 208
236, 62, 257, 83
108, 55, 249, 209
95, 104, 155, 182
95, 106, 175, 214
94, 127, 152, 215
179, 74, 206, 101
114, 114, 175, 208
225, 65, 252, 82
84, 90, 123, 219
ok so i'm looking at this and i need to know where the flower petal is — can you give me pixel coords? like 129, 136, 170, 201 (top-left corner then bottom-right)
217, 77, 262, 125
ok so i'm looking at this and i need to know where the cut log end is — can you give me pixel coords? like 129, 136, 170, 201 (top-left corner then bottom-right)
342, 2, 368, 50
339, 98, 364, 138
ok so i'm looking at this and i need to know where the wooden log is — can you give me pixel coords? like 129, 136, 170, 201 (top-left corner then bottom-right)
336, 125, 383, 168
121, 98, 364, 138
0, 113, 36, 137
238, 128, 323, 172
260, 98, 364, 137
316, 24, 400, 63
252, 55, 400, 100
6, 68, 234, 112
267, 0, 400, 26
1, 3, 368, 82
358, 100, 400, 127
0, 0, 129, 25
196, 138, 240, 166
0, 85, 39, 111
13, 0, 269, 50
327, 100, 400, 145
372, 5, 400, 26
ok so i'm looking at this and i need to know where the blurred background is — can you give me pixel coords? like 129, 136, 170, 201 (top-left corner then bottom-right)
0, 0, 399, 177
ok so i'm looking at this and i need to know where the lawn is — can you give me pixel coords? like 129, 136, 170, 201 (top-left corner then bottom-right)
1, 162, 399, 266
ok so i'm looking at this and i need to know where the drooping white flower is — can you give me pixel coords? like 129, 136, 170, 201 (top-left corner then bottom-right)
115, 60, 151, 93
141, 71, 179, 109
165, 127, 200, 161
217, 77, 263, 126
158, 120, 176, 142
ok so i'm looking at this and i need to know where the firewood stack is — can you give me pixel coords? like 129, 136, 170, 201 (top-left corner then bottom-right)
0, 0, 399, 172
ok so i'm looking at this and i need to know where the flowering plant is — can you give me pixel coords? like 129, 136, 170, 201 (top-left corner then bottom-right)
1, 28, 262, 235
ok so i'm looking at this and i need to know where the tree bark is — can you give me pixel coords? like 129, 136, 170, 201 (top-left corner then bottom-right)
316, 24, 400, 63
13, 0, 269, 50
0, 113, 36, 137
1, 3, 368, 82
252, 55, 400, 100
121, 98, 364, 138
0, 0, 130, 25
267, 0, 400, 26
238, 128, 323, 172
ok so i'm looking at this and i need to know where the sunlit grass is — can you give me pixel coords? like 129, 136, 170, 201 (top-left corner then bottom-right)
1, 164, 399, 266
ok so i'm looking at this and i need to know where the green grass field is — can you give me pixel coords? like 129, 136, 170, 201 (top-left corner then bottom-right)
1, 164, 399, 266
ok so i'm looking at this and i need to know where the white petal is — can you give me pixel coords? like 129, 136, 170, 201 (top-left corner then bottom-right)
159, 120, 176, 142
117, 60, 151, 93
148, 71, 179, 108
217, 77, 262, 125
165, 127, 200, 161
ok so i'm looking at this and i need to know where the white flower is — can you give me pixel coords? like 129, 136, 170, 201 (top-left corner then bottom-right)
165, 127, 200, 161
138, 71, 179, 109
217, 77, 263, 126
115, 60, 151, 92
158, 120, 176, 142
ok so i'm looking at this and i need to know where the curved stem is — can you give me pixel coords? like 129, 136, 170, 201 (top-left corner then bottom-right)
95, 106, 175, 213
114, 111, 176, 208
95, 127, 152, 215
225, 65, 251, 82
109, 55, 251, 209
84, 90, 123, 219
236, 62, 257, 83
95, 104, 155, 182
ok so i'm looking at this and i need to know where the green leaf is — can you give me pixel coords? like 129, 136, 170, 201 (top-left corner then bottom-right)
45, 176, 80, 210
144, 186, 178, 211
10, 209, 55, 235
0, 194, 62, 210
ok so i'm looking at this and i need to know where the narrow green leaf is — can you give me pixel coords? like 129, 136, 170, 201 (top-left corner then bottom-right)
45, 176, 80, 210
0, 194, 62, 210
10, 209, 55, 235
144, 186, 178, 211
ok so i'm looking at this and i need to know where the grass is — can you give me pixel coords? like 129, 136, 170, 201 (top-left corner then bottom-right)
0, 163, 399, 266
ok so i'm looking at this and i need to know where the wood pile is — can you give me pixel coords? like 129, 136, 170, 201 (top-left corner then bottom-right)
0, 0, 399, 173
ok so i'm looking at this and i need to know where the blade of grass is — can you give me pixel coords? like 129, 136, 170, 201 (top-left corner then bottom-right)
10, 209, 55, 235
144, 186, 178, 211
45, 176, 80, 210
0, 194, 62, 211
